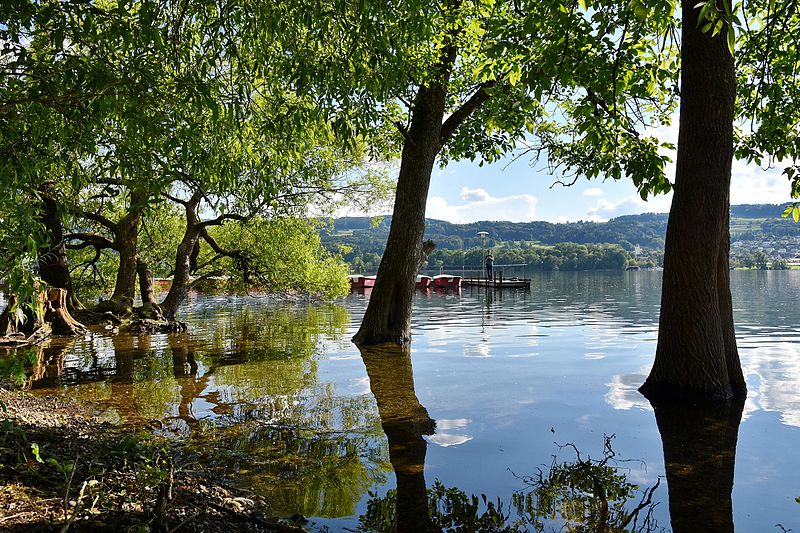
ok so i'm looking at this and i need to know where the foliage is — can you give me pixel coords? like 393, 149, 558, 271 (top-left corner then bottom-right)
0, 0, 386, 311
358, 437, 662, 532
0, 348, 39, 387
211, 218, 350, 298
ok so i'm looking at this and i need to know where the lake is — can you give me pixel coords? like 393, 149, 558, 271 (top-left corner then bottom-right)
27, 271, 800, 531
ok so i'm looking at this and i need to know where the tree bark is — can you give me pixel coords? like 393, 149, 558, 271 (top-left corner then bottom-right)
137, 258, 157, 305
640, 1, 745, 402
44, 288, 88, 336
160, 194, 203, 320
110, 207, 141, 303
360, 346, 437, 532
37, 185, 84, 312
651, 397, 744, 532
353, 85, 450, 346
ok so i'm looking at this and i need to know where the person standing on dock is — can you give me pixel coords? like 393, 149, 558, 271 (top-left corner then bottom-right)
485, 250, 494, 280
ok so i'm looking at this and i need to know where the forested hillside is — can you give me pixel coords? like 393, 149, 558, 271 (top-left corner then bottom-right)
322, 204, 800, 271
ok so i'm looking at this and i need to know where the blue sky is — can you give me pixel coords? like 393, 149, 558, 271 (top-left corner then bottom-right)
424, 124, 794, 223
342, 123, 795, 224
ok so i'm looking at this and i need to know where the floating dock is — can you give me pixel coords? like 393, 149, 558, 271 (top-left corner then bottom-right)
461, 277, 530, 289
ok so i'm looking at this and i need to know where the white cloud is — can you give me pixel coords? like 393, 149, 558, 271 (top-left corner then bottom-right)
426, 187, 538, 223
586, 196, 650, 222
582, 187, 605, 197
730, 161, 792, 205
460, 187, 492, 202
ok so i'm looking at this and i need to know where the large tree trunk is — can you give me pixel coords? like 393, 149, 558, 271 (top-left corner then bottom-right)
110, 213, 140, 303
353, 84, 448, 346
651, 397, 744, 532
44, 288, 87, 336
360, 346, 437, 531
640, 1, 744, 402
137, 259, 157, 305
37, 185, 84, 312
160, 198, 203, 320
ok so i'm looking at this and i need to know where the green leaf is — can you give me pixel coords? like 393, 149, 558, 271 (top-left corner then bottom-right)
726, 26, 735, 55
31, 443, 44, 463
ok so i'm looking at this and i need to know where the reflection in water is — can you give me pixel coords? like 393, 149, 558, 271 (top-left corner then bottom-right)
360, 346, 437, 532
22, 302, 392, 519
359, 345, 664, 532
651, 398, 744, 533
512, 436, 662, 532
0, 337, 75, 388
14, 273, 800, 530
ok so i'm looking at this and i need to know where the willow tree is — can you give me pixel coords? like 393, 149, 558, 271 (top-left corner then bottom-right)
0, 0, 387, 321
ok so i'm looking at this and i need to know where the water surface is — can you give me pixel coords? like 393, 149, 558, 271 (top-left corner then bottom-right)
28, 271, 800, 530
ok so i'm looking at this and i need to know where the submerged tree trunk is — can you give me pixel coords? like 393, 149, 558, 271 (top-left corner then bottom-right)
110, 208, 141, 303
161, 194, 203, 321
640, 0, 745, 402
353, 9, 495, 346
353, 87, 449, 346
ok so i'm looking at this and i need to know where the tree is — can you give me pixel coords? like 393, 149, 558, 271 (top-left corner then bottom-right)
342, 0, 676, 345
639, 0, 745, 401
0, 0, 389, 325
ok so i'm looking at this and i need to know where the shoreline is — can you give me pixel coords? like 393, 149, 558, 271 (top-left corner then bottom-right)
0, 387, 307, 532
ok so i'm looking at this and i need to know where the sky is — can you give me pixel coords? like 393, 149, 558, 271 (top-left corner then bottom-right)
341, 122, 795, 224
424, 151, 792, 224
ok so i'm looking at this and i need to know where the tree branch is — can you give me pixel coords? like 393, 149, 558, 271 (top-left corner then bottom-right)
64, 233, 115, 250
74, 209, 118, 233
439, 80, 498, 149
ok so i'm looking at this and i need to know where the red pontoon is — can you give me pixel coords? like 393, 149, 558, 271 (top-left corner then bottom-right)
349, 275, 376, 290
432, 274, 462, 289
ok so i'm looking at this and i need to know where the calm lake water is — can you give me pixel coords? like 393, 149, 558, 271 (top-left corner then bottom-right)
27, 271, 800, 531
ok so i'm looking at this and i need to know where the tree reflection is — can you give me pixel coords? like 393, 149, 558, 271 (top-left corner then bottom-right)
512, 436, 662, 532
0, 337, 75, 388
359, 344, 663, 532
359, 432, 664, 532
650, 397, 744, 533
360, 345, 438, 532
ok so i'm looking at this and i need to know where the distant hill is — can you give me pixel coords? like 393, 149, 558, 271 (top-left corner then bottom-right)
730, 204, 792, 218
321, 204, 797, 260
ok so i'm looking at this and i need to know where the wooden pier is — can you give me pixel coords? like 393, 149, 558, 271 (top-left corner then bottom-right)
461, 274, 530, 289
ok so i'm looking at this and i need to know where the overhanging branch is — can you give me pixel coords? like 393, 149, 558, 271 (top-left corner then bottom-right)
439, 80, 498, 149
